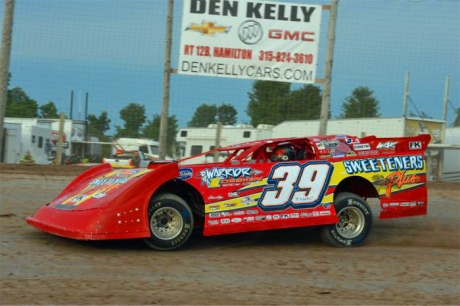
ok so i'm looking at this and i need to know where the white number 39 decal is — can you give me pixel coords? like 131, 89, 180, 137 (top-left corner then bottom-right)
260, 162, 333, 210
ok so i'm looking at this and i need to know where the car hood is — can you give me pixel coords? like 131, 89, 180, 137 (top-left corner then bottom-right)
48, 168, 154, 211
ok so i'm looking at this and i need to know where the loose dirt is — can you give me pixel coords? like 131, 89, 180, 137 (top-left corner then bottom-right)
1, 163, 459, 305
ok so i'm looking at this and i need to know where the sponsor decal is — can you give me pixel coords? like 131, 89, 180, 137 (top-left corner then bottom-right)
281, 214, 289, 219
92, 193, 106, 199
179, 168, 193, 180
256, 216, 266, 221
390, 202, 399, 207
208, 220, 219, 226
401, 202, 410, 207
221, 218, 230, 224
200, 167, 256, 188
301, 212, 312, 218
417, 201, 424, 206
243, 217, 255, 222
409, 141, 422, 150
353, 144, 371, 151
346, 137, 360, 144
357, 150, 379, 156
242, 196, 255, 205
90, 177, 128, 186
233, 210, 245, 216
319, 211, 331, 216
266, 215, 273, 221
208, 195, 224, 200
377, 142, 397, 150
379, 171, 423, 198
209, 205, 220, 211
313, 211, 319, 217
221, 212, 232, 217
209, 212, 221, 218
290, 213, 300, 218
246, 210, 258, 215
273, 214, 280, 220
344, 155, 425, 175
231, 218, 243, 223
228, 192, 239, 197
315, 142, 326, 150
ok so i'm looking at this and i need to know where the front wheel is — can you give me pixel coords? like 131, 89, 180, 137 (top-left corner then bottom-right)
320, 192, 373, 247
144, 193, 193, 251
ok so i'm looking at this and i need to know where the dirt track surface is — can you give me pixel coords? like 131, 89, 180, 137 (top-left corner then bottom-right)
1, 163, 459, 305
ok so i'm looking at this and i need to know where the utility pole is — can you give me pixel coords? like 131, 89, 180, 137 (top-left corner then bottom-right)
438, 75, 451, 180
402, 71, 410, 136
159, 0, 174, 160
0, 0, 15, 162
318, 0, 339, 136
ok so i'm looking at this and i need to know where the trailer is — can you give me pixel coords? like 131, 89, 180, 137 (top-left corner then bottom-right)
176, 124, 274, 164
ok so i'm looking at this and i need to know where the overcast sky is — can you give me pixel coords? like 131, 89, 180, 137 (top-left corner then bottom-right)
1, 0, 459, 131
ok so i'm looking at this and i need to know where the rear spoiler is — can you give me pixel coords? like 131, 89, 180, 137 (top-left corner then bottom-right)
360, 134, 431, 153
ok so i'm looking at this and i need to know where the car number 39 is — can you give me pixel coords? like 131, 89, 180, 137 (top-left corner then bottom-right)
260, 162, 333, 210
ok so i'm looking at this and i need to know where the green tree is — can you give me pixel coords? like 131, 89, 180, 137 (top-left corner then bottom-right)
246, 80, 291, 126
339, 86, 381, 118
284, 84, 323, 120
452, 108, 460, 127
188, 103, 238, 127
143, 114, 179, 157
39, 101, 59, 118
115, 103, 146, 137
187, 104, 218, 127
217, 103, 238, 125
87, 111, 111, 141
6, 87, 39, 118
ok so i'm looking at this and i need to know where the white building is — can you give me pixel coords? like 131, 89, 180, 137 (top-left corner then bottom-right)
3, 117, 88, 164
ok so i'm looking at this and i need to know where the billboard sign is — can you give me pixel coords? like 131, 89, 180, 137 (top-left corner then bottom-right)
178, 0, 322, 83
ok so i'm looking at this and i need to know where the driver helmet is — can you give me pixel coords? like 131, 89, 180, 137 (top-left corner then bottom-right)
271, 144, 295, 162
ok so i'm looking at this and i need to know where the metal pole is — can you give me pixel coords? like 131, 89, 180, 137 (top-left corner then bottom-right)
0, 0, 15, 162
70, 90, 74, 120
403, 71, 410, 118
442, 76, 450, 122
84, 92, 88, 159
318, 0, 338, 136
402, 71, 410, 136
54, 113, 66, 165
213, 122, 222, 163
159, 0, 174, 160
438, 75, 450, 181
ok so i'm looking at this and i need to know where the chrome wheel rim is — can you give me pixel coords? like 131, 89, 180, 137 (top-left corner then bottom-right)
150, 207, 183, 240
336, 206, 365, 239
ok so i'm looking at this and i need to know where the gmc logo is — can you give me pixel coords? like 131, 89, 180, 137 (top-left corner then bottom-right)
268, 29, 315, 42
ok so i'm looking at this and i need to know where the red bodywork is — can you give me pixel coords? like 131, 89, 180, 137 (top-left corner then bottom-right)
26, 134, 431, 241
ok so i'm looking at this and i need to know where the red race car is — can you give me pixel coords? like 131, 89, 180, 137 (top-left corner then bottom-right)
26, 134, 431, 250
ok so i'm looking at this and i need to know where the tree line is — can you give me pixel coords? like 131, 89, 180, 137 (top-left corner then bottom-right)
6, 77, 460, 156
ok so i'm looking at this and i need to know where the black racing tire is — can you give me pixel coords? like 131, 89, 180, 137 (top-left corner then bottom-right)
144, 193, 194, 251
320, 192, 373, 247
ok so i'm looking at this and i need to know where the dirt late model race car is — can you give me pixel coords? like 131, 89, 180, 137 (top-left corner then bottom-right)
26, 134, 431, 250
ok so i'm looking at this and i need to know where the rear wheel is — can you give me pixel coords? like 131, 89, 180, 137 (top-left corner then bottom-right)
144, 193, 193, 251
320, 192, 373, 247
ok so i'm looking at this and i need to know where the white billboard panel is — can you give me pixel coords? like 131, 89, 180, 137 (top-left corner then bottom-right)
178, 0, 322, 84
